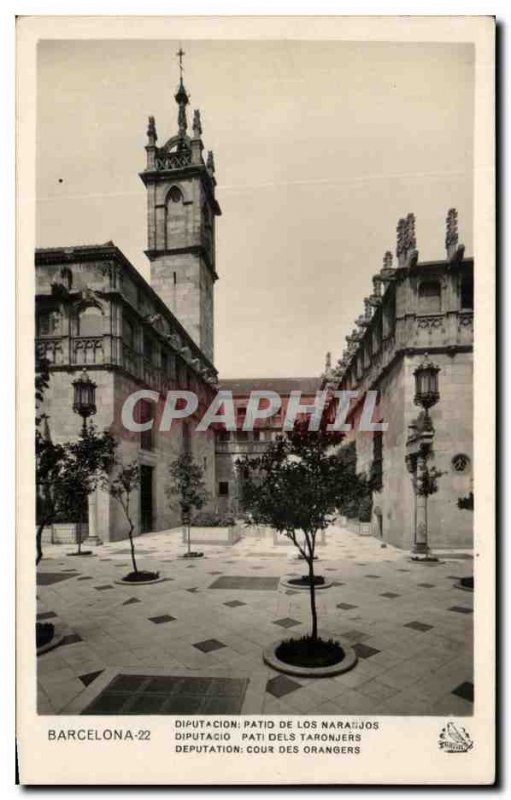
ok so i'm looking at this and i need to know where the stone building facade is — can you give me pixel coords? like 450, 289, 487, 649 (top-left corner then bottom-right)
36, 72, 221, 543
324, 210, 474, 550
215, 378, 320, 514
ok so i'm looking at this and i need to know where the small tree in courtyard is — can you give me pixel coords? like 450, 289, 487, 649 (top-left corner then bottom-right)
105, 461, 159, 583
237, 424, 355, 648
35, 357, 115, 564
167, 453, 209, 558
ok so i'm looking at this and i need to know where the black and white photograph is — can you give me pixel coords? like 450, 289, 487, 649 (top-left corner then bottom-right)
16, 14, 495, 786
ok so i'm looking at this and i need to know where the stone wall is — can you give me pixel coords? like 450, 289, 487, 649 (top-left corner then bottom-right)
349, 351, 473, 550
38, 367, 217, 543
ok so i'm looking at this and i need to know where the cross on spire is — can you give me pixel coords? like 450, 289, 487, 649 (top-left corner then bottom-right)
177, 47, 185, 81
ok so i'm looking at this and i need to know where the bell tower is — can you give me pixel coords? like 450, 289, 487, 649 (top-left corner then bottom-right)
140, 49, 221, 363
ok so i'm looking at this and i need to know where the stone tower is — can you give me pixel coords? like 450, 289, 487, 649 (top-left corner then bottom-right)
140, 54, 221, 363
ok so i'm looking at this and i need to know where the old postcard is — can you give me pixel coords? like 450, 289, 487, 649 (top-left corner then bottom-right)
16, 15, 495, 785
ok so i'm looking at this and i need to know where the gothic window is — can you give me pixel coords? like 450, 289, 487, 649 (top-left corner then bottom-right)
382, 292, 396, 337
218, 481, 229, 496
168, 186, 182, 203
461, 275, 474, 310
418, 281, 441, 314
371, 429, 383, 490
77, 306, 103, 337
160, 349, 175, 380
373, 313, 382, 353
122, 317, 135, 350
143, 333, 154, 364
253, 430, 261, 442
176, 359, 188, 389
218, 430, 230, 442
37, 308, 61, 337
138, 399, 155, 452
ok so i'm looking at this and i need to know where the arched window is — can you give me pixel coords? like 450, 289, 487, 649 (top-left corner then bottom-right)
418, 281, 441, 313
37, 307, 61, 337
166, 186, 186, 248
77, 305, 103, 337
168, 185, 183, 203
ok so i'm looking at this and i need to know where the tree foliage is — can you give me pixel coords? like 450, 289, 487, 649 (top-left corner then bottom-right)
35, 355, 116, 563
236, 424, 363, 640
166, 453, 209, 522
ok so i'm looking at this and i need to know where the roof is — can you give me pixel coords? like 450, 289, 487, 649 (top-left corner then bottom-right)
219, 377, 321, 396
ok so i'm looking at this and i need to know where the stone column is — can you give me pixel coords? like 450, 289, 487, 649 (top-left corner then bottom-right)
85, 487, 102, 546
412, 452, 429, 555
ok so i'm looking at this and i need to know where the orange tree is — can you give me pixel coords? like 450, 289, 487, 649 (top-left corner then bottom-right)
35, 356, 115, 563
236, 423, 358, 642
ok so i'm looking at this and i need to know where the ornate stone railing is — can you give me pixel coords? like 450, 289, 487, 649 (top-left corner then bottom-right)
36, 334, 216, 395
73, 336, 104, 366
154, 150, 192, 171
36, 337, 66, 365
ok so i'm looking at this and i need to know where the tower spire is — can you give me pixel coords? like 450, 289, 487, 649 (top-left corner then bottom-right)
174, 46, 189, 140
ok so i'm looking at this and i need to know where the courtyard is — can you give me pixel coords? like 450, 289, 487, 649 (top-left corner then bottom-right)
36, 525, 474, 717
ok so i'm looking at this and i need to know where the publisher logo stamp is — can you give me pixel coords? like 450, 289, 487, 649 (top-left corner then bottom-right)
439, 723, 474, 753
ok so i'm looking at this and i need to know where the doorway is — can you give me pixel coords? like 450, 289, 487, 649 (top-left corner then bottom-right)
140, 465, 154, 533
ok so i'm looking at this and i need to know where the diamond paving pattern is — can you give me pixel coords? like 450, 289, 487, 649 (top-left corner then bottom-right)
36, 572, 77, 586
266, 675, 301, 698
79, 670, 104, 687
272, 617, 301, 629
193, 638, 226, 653
452, 681, 474, 703
404, 621, 434, 632
353, 642, 380, 659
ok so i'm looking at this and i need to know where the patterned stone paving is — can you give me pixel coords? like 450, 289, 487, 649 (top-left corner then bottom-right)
36, 525, 473, 716
82, 675, 248, 715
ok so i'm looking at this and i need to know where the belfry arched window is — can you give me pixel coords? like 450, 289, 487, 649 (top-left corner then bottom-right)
418, 281, 441, 314
168, 185, 183, 204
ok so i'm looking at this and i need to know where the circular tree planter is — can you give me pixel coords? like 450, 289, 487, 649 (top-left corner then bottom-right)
36, 623, 65, 656
454, 576, 474, 592
66, 551, 93, 557
181, 551, 204, 559
289, 553, 319, 562
280, 574, 333, 591
263, 636, 358, 678
115, 571, 164, 586
409, 554, 442, 564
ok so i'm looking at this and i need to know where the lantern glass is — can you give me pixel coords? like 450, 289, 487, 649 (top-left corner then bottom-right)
413, 355, 440, 410
73, 369, 97, 419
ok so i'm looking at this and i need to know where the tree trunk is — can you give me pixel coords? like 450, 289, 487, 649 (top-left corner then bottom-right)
36, 522, 45, 565
128, 522, 138, 574
306, 534, 318, 641
77, 502, 83, 554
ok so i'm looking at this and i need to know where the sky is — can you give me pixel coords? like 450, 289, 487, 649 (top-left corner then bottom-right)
36, 39, 474, 378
